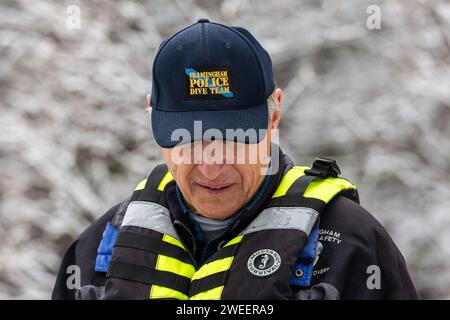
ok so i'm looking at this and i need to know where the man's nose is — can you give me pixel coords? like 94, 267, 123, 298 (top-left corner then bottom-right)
197, 163, 228, 180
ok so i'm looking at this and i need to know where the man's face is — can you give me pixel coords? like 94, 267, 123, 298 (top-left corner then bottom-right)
157, 88, 282, 220
162, 140, 271, 220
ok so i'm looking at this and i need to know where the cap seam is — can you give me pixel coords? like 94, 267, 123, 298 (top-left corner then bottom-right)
208, 22, 267, 101
152, 23, 201, 106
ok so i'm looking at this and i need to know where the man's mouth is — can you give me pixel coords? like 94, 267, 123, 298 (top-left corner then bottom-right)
195, 182, 234, 193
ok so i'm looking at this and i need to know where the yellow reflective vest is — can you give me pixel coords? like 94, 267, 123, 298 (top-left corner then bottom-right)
104, 163, 357, 300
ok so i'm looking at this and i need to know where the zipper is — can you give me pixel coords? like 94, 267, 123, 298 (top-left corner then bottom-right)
173, 219, 198, 267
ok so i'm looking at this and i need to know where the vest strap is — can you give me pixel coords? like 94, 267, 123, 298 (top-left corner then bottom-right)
285, 174, 317, 197
106, 261, 191, 295
132, 163, 172, 204
146, 164, 168, 189
114, 232, 191, 264
190, 270, 227, 297
188, 237, 242, 299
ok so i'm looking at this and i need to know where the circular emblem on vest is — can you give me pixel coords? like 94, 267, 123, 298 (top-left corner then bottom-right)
247, 249, 281, 277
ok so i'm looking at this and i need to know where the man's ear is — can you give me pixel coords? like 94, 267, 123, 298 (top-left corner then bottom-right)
270, 88, 282, 130
146, 94, 151, 113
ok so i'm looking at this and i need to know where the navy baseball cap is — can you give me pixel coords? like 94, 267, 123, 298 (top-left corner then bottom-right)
150, 19, 275, 148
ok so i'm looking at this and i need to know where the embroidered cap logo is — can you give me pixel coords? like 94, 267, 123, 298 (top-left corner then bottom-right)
185, 66, 234, 100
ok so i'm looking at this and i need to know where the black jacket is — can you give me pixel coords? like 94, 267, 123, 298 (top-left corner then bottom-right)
52, 152, 418, 300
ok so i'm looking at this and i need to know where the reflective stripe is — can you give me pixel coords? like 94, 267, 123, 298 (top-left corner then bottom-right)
134, 178, 147, 191
191, 257, 234, 281
190, 286, 224, 300
157, 171, 174, 191
121, 201, 180, 241
156, 255, 195, 279
272, 166, 357, 204
304, 177, 357, 203
162, 234, 186, 251
224, 235, 243, 247
272, 166, 308, 198
242, 207, 318, 237
135, 166, 172, 192
150, 285, 188, 300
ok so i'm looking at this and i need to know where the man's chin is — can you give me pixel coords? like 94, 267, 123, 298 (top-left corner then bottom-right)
194, 204, 240, 220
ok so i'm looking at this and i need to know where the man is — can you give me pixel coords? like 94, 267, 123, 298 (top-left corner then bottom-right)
52, 19, 418, 300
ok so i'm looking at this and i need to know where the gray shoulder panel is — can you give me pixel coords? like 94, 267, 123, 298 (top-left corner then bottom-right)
242, 207, 319, 237
121, 201, 180, 241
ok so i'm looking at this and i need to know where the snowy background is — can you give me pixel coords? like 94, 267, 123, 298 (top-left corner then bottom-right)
1, 0, 449, 299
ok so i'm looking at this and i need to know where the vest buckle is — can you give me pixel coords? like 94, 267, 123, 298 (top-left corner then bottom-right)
304, 157, 341, 178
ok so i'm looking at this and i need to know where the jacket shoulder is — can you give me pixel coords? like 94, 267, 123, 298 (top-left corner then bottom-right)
315, 195, 418, 299
321, 195, 385, 237
320, 195, 403, 261
78, 198, 128, 243
52, 198, 130, 299
75, 199, 128, 266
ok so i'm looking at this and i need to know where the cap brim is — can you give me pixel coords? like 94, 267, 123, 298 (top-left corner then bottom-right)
151, 102, 269, 148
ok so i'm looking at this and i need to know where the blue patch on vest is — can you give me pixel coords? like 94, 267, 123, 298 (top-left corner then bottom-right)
95, 222, 119, 273
290, 227, 320, 287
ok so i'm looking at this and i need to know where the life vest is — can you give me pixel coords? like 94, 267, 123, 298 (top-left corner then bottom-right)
103, 159, 358, 300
